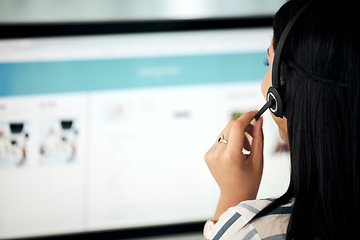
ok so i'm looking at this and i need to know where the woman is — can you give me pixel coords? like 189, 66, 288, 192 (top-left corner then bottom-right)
204, 0, 360, 239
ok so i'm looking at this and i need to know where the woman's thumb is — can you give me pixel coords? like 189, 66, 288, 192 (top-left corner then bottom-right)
251, 116, 264, 163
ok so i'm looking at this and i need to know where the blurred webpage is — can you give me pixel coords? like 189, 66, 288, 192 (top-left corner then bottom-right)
0, 28, 277, 239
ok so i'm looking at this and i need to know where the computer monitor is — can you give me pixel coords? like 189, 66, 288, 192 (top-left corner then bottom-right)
0, 19, 288, 239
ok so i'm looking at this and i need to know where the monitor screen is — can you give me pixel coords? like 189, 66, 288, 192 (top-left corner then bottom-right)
0, 26, 278, 239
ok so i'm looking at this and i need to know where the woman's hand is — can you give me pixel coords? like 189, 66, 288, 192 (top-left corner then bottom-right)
205, 110, 264, 220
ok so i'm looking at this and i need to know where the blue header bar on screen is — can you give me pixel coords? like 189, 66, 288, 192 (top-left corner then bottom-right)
0, 52, 267, 97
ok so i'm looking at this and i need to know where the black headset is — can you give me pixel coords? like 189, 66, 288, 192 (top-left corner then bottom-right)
254, 0, 314, 121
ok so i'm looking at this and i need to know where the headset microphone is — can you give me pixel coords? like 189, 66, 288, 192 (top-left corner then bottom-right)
255, 98, 275, 121
254, 0, 314, 121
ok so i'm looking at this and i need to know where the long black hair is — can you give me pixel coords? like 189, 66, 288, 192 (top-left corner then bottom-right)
252, 0, 360, 239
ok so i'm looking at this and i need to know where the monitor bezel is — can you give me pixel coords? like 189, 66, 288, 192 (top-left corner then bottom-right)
0, 17, 272, 39
0, 17, 272, 239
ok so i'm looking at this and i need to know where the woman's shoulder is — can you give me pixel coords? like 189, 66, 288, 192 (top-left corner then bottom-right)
210, 197, 293, 240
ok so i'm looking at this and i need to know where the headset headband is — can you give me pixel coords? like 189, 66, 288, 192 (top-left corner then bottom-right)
254, 0, 314, 121
272, 0, 314, 88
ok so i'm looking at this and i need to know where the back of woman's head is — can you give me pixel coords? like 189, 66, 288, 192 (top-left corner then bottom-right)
274, 0, 360, 239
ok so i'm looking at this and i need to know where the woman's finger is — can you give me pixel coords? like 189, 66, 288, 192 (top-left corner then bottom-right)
244, 124, 254, 151
244, 124, 254, 138
228, 111, 258, 150
243, 134, 251, 152
250, 116, 264, 166
215, 120, 234, 144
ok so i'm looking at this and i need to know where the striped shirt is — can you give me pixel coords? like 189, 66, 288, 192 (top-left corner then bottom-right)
210, 198, 293, 240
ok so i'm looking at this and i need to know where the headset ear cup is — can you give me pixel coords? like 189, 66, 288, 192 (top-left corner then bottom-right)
267, 86, 284, 118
